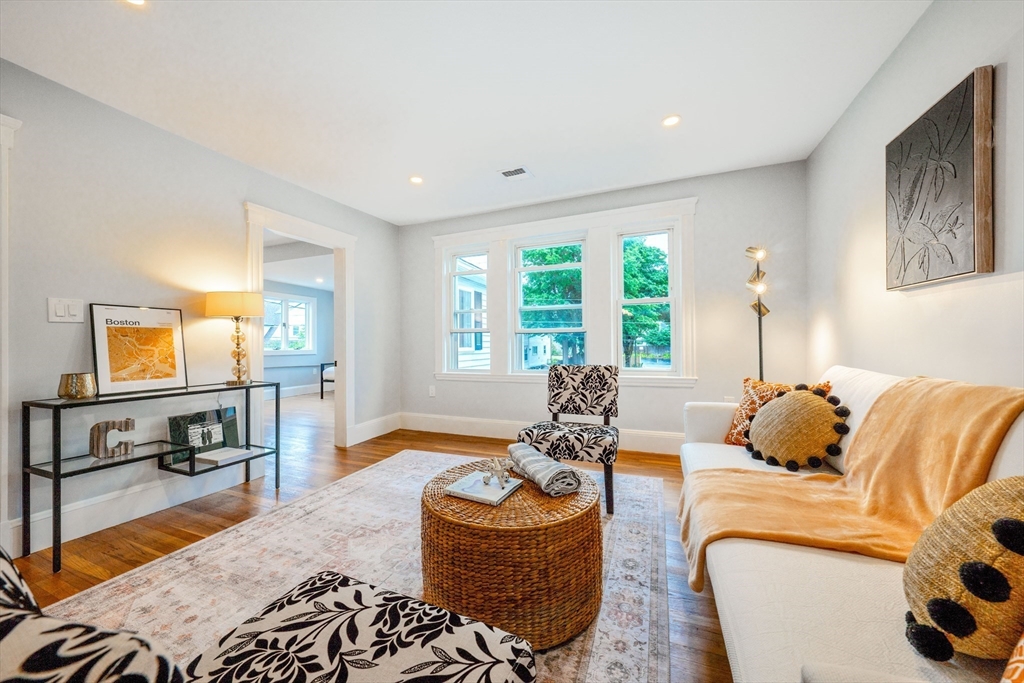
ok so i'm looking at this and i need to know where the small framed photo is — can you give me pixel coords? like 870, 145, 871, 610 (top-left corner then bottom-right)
90, 304, 188, 395
167, 407, 239, 464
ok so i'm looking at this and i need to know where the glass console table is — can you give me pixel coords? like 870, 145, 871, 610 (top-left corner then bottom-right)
22, 381, 281, 572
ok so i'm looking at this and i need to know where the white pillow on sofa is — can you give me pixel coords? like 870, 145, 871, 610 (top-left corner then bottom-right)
817, 366, 902, 473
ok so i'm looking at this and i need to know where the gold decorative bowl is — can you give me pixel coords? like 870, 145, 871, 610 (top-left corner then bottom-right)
58, 373, 98, 399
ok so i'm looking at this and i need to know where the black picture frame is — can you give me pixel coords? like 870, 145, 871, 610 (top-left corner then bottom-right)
89, 303, 189, 396
167, 407, 239, 464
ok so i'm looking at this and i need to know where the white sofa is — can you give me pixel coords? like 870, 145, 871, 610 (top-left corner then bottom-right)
680, 366, 1023, 683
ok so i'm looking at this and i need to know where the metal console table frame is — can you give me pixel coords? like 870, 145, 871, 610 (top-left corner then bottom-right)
22, 381, 281, 572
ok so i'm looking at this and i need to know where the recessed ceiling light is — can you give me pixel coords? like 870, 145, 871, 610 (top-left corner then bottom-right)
125, 0, 145, 5
409, 176, 423, 185
662, 114, 681, 127
315, 278, 324, 283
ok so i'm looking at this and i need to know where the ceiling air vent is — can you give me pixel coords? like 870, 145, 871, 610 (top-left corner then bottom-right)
499, 166, 534, 180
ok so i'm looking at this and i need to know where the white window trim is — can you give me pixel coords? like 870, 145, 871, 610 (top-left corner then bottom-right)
441, 246, 491, 373
614, 226, 680, 377
263, 291, 317, 356
433, 198, 697, 387
511, 234, 588, 373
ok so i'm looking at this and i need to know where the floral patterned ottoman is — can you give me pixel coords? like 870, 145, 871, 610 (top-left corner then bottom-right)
185, 571, 537, 683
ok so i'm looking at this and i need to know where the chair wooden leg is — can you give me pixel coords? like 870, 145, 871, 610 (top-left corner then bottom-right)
603, 463, 614, 515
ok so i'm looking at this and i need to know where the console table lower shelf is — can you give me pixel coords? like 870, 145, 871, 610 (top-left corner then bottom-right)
21, 380, 281, 572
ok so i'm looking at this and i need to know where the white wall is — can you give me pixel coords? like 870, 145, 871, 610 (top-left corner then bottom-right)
806, 2, 1024, 387
0, 59, 400, 552
400, 162, 809, 441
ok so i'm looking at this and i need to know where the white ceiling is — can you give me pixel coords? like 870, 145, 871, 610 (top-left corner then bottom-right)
264, 254, 334, 292
0, 1, 930, 226
263, 229, 300, 248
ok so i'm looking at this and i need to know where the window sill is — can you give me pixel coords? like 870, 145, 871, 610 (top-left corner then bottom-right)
435, 372, 544, 384
619, 375, 697, 388
264, 350, 318, 357
434, 372, 697, 388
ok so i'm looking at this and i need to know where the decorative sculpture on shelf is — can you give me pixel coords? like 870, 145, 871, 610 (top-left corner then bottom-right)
89, 418, 136, 459
481, 457, 513, 489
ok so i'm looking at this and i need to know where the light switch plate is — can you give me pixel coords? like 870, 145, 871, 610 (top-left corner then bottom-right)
48, 298, 85, 323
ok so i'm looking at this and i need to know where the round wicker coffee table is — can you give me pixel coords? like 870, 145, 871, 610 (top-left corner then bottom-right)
421, 460, 602, 650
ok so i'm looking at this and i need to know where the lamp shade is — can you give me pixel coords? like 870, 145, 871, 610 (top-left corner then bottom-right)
205, 292, 264, 318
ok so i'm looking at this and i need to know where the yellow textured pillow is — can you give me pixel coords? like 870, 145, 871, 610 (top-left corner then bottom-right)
904, 477, 1024, 662
746, 388, 850, 471
725, 378, 832, 446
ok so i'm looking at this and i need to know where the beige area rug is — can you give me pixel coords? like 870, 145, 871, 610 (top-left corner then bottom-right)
48, 450, 669, 683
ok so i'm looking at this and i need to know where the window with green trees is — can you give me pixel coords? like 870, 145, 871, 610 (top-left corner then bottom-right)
515, 242, 585, 370
620, 232, 672, 369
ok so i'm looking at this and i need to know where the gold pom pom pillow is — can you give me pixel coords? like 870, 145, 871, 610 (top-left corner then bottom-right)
746, 386, 850, 471
725, 378, 832, 446
904, 476, 1024, 662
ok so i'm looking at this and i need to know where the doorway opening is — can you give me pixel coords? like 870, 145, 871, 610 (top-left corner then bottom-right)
244, 202, 356, 449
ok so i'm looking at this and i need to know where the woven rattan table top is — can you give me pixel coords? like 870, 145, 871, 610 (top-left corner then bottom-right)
421, 460, 599, 530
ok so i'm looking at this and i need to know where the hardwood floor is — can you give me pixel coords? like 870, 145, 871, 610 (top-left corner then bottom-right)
14, 394, 733, 682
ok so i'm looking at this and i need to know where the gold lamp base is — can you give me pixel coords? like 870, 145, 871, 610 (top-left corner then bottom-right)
227, 316, 251, 386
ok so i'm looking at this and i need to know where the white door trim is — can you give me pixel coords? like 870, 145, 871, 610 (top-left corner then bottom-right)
243, 203, 357, 447
0, 114, 23, 551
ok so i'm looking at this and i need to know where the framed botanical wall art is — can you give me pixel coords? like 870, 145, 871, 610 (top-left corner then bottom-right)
885, 65, 993, 290
90, 304, 188, 395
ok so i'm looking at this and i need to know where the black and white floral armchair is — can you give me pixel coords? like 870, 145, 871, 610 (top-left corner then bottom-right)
187, 571, 535, 683
0, 544, 535, 683
0, 545, 185, 683
517, 365, 619, 514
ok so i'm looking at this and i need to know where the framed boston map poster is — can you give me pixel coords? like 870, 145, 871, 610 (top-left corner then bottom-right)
89, 304, 188, 395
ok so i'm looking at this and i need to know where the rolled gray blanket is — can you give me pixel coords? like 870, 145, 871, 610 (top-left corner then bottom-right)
507, 442, 581, 497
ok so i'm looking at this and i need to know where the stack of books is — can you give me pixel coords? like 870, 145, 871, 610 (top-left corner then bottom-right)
195, 447, 252, 467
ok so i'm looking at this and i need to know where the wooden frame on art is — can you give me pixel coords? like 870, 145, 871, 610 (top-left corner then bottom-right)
885, 65, 993, 290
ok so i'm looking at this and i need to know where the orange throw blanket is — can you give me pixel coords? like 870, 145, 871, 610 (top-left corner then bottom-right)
678, 377, 1024, 592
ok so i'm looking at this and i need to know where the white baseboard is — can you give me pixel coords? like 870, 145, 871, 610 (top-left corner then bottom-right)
347, 413, 402, 446
1, 463, 256, 558
0, 410, 678, 557
267, 384, 323, 399
399, 412, 683, 455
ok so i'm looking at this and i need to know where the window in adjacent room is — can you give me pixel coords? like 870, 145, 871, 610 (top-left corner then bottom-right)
514, 241, 585, 371
618, 231, 674, 371
450, 252, 489, 370
263, 293, 315, 354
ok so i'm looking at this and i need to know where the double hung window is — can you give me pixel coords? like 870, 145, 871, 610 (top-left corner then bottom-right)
435, 198, 696, 382
514, 242, 585, 371
450, 253, 489, 370
618, 231, 674, 371
263, 293, 315, 354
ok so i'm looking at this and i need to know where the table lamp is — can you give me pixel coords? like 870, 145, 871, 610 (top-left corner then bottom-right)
206, 292, 264, 385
